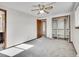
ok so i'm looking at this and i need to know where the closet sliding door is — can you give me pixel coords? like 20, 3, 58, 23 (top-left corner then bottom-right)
57, 17, 64, 39
52, 16, 70, 41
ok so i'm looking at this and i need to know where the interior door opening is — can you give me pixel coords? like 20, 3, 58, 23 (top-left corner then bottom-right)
0, 9, 7, 50
37, 19, 47, 38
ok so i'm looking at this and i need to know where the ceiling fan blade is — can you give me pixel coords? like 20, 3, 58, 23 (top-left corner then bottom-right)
38, 4, 43, 10
31, 9, 39, 11
44, 10, 49, 14
42, 5, 45, 9
45, 6, 53, 10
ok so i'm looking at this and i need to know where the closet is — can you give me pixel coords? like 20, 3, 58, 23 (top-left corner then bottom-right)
52, 15, 70, 41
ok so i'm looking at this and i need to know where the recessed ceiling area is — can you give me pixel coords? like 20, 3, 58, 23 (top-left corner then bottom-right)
0, 2, 74, 18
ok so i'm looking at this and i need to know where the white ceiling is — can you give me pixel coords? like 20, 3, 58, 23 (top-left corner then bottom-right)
0, 2, 74, 18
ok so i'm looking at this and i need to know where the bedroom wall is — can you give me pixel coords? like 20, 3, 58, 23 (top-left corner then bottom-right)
70, 3, 79, 56
0, 5, 37, 47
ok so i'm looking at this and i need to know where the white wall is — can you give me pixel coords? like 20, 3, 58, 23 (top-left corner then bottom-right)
70, 10, 79, 56
70, 4, 79, 56
0, 5, 36, 47
47, 16, 52, 38
7, 9, 36, 47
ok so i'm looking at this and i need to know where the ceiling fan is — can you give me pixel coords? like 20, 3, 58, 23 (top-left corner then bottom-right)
31, 2, 55, 15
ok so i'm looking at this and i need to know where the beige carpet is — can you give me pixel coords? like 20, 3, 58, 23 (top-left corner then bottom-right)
14, 37, 76, 57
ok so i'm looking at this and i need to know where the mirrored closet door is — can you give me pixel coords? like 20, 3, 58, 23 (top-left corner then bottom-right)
52, 15, 70, 41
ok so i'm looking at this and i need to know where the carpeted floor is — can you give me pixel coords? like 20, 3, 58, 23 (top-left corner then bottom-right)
15, 37, 76, 57
0, 37, 76, 57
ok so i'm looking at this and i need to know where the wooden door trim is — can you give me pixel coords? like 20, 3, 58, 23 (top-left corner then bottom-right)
0, 8, 7, 48
37, 19, 47, 38
42, 19, 47, 37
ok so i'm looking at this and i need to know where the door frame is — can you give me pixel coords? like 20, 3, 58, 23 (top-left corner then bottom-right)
0, 8, 7, 48
37, 19, 47, 38
42, 19, 47, 37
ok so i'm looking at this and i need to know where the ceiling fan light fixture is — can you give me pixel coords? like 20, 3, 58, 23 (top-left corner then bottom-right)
40, 10, 44, 14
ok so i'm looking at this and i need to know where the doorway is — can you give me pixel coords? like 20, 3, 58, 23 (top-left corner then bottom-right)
0, 9, 7, 49
37, 19, 47, 38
